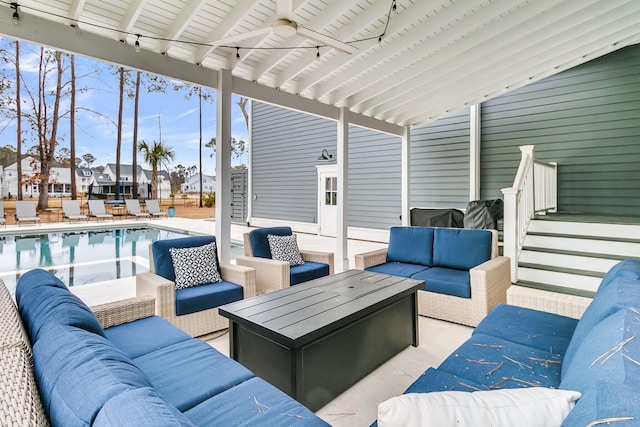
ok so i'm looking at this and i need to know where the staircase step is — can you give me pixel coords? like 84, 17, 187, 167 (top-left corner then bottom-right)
517, 266, 602, 293
519, 251, 621, 274
515, 280, 595, 299
523, 235, 640, 259
529, 219, 640, 240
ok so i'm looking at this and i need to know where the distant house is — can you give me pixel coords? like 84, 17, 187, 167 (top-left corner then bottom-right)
89, 164, 171, 200
181, 173, 215, 194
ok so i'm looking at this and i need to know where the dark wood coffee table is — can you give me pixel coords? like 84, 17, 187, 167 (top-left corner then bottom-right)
218, 269, 424, 411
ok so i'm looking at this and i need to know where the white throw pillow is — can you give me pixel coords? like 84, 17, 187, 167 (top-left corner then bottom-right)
377, 388, 581, 427
169, 242, 222, 290
267, 234, 305, 266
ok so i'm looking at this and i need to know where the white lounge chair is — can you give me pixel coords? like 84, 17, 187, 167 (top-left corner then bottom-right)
15, 201, 40, 225
62, 200, 88, 222
125, 199, 150, 219
0, 201, 5, 226
144, 200, 167, 218
88, 200, 114, 221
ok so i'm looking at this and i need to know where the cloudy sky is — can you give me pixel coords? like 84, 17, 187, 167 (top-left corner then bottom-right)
1, 38, 249, 174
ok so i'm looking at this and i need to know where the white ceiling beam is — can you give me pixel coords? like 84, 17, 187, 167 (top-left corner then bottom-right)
68, 0, 87, 24
309, 0, 479, 103
118, 0, 148, 35
372, 0, 636, 123
250, 0, 355, 81
158, 0, 208, 54
399, 13, 640, 126
273, 0, 390, 91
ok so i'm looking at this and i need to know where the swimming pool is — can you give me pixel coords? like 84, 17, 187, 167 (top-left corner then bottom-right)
0, 226, 244, 290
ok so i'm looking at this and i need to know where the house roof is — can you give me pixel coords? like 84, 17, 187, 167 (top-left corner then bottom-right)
1, 1, 638, 131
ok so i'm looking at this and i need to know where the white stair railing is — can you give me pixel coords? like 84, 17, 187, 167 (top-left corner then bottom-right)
501, 145, 557, 282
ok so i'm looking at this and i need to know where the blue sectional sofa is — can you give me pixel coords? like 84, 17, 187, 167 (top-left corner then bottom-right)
355, 226, 511, 326
379, 259, 640, 426
8, 269, 328, 427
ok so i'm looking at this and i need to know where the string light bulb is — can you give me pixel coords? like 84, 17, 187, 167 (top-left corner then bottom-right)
11, 3, 19, 24
236, 47, 240, 59
316, 46, 320, 59
392, 0, 398, 15
134, 34, 141, 52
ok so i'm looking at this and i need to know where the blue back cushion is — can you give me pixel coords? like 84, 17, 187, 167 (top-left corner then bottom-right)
596, 258, 640, 293
16, 269, 105, 342
386, 226, 434, 266
433, 228, 492, 270
249, 227, 292, 259
152, 235, 217, 281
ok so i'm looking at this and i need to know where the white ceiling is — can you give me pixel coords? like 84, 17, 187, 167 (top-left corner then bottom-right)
1, 0, 639, 130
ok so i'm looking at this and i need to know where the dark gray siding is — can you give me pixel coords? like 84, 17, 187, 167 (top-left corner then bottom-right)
410, 108, 470, 210
348, 126, 402, 228
481, 45, 640, 214
251, 103, 334, 223
231, 169, 248, 224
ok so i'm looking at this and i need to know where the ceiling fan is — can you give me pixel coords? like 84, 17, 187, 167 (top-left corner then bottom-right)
212, 0, 358, 55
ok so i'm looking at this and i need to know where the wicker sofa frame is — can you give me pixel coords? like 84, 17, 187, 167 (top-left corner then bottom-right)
355, 229, 511, 327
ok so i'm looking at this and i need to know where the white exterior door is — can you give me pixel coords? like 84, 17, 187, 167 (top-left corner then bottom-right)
316, 165, 337, 237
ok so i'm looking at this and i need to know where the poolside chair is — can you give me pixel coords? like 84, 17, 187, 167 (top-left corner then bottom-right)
14, 201, 40, 225
87, 200, 114, 221
62, 200, 88, 222
136, 235, 256, 337
144, 199, 167, 218
0, 201, 5, 226
125, 199, 150, 219
236, 226, 334, 295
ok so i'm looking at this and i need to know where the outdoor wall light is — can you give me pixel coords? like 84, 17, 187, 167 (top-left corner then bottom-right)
318, 149, 333, 161
11, 3, 19, 24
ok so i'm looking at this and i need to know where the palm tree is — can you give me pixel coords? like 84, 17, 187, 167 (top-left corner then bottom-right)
138, 140, 175, 200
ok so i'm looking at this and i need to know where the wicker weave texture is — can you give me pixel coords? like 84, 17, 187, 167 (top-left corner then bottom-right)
0, 281, 49, 427
507, 285, 592, 319
91, 296, 156, 328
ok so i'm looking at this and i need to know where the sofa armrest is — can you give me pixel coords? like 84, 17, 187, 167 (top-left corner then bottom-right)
219, 263, 257, 299
300, 250, 335, 275
470, 256, 511, 309
91, 295, 155, 329
136, 271, 177, 319
236, 255, 290, 295
355, 248, 388, 270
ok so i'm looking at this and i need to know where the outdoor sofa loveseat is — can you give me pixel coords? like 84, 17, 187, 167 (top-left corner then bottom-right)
355, 226, 511, 326
1, 269, 328, 426
377, 258, 640, 426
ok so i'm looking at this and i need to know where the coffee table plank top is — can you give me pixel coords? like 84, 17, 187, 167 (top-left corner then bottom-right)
219, 270, 423, 347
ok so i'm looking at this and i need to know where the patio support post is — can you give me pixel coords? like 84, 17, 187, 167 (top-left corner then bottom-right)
216, 68, 233, 263
470, 104, 481, 200
401, 126, 411, 226
337, 107, 349, 271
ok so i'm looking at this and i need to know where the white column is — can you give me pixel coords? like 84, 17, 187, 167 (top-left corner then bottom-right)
336, 107, 349, 271
469, 104, 481, 201
215, 69, 233, 263
246, 99, 253, 224
401, 125, 411, 226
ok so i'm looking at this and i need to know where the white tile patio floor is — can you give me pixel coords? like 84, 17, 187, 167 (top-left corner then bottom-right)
3, 218, 473, 426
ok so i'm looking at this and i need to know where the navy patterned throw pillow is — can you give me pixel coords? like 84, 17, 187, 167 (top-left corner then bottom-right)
169, 242, 222, 290
267, 234, 305, 266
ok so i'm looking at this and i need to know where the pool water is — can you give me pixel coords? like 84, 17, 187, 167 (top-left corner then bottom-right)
0, 227, 244, 289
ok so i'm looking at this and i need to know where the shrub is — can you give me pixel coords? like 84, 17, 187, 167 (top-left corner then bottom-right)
203, 192, 215, 207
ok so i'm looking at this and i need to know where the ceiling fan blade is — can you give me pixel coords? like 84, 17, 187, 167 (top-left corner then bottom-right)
210, 27, 273, 47
297, 26, 358, 54
276, 0, 294, 20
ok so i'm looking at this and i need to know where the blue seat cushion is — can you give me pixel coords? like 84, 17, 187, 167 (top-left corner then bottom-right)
184, 377, 329, 426
365, 262, 429, 278
94, 387, 195, 427
151, 235, 217, 281
17, 270, 105, 342
104, 316, 192, 359
33, 326, 151, 427
596, 258, 640, 294
560, 308, 640, 392
290, 261, 330, 285
175, 280, 244, 316
386, 226, 434, 266
248, 227, 293, 259
433, 228, 492, 271
133, 339, 254, 412
404, 367, 486, 394
411, 267, 471, 298
474, 304, 578, 355
438, 334, 563, 389
562, 276, 640, 378
561, 382, 640, 427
